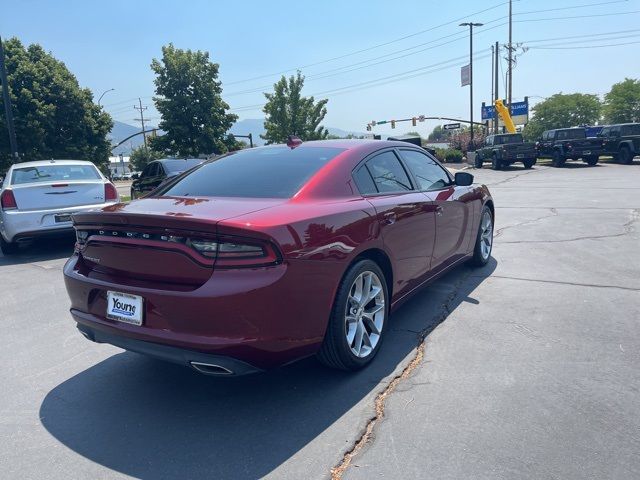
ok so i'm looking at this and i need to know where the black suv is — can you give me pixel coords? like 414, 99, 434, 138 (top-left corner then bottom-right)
474, 133, 537, 170
536, 128, 603, 167
131, 158, 203, 199
598, 123, 640, 164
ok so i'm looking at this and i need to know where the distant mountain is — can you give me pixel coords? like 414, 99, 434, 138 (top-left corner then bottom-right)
230, 118, 366, 145
110, 118, 364, 154
108, 120, 157, 155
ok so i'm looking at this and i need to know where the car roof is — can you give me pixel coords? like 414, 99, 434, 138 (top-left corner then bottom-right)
9, 159, 97, 168
155, 158, 203, 163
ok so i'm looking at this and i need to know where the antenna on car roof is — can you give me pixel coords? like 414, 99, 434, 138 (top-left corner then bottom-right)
286, 135, 302, 149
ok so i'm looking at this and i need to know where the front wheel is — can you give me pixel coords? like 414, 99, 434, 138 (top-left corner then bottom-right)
474, 156, 483, 169
523, 159, 535, 169
130, 188, 136, 200
584, 155, 598, 166
468, 206, 493, 267
317, 259, 388, 371
619, 147, 633, 165
552, 151, 565, 168
491, 155, 502, 170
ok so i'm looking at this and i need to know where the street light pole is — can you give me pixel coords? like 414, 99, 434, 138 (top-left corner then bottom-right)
460, 22, 483, 151
97, 88, 115, 107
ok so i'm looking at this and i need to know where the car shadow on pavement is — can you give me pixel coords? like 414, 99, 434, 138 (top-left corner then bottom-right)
0, 235, 75, 266
39, 258, 497, 479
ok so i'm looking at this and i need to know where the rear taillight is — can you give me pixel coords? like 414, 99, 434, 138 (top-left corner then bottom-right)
0, 189, 17, 210
104, 183, 118, 201
189, 237, 280, 267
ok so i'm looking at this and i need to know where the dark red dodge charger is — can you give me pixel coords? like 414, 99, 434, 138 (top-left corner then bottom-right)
64, 139, 494, 375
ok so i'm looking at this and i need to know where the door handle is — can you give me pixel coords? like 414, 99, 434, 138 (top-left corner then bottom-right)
435, 205, 444, 216
383, 212, 396, 225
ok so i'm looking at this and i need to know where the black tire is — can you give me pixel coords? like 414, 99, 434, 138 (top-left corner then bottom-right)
130, 188, 136, 200
468, 205, 493, 267
584, 155, 598, 166
317, 259, 389, 371
491, 155, 502, 170
0, 236, 19, 255
523, 159, 535, 169
619, 147, 633, 165
552, 150, 565, 168
474, 156, 483, 169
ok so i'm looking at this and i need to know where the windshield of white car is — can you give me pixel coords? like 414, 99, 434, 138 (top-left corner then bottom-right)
11, 165, 101, 185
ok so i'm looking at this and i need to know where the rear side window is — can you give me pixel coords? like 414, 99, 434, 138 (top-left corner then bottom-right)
163, 159, 203, 173
160, 146, 344, 198
353, 165, 377, 195
365, 151, 413, 193
399, 150, 451, 191
621, 124, 640, 136
11, 164, 100, 185
557, 129, 586, 140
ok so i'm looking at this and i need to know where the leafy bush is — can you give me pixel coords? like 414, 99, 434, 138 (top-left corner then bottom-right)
434, 148, 463, 163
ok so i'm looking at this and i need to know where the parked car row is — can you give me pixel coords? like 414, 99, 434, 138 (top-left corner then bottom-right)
474, 122, 640, 170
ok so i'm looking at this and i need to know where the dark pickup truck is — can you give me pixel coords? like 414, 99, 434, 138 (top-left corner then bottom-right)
598, 123, 640, 164
474, 133, 537, 170
536, 128, 603, 167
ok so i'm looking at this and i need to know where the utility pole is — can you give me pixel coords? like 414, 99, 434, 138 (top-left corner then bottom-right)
460, 22, 483, 151
0, 35, 18, 161
134, 98, 148, 149
494, 41, 500, 133
491, 44, 495, 114
508, 0, 513, 107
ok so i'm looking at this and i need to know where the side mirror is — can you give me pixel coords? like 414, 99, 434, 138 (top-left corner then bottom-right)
132, 173, 139, 179
455, 171, 474, 186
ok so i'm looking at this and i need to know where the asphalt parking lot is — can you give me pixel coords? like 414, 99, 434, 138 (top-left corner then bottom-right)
1, 160, 639, 479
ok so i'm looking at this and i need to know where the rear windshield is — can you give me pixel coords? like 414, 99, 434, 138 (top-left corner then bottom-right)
163, 159, 203, 173
556, 129, 586, 140
494, 134, 523, 145
11, 164, 101, 185
160, 146, 344, 198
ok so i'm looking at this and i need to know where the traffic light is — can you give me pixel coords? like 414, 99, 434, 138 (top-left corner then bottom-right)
412, 117, 417, 127
366, 124, 371, 131
391, 120, 396, 129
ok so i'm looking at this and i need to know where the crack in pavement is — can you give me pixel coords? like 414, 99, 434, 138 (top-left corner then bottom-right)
331, 270, 474, 479
485, 166, 547, 187
474, 274, 640, 293
494, 208, 558, 238
495, 208, 639, 245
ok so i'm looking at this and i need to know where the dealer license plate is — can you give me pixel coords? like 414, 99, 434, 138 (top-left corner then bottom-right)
516, 154, 524, 158
583, 151, 591, 155
106, 291, 144, 326
54, 213, 72, 223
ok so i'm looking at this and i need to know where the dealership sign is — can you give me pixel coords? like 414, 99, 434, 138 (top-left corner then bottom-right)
482, 100, 529, 125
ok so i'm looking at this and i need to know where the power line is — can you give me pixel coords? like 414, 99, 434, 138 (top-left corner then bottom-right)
530, 40, 640, 49
224, 1, 510, 86
515, 10, 640, 22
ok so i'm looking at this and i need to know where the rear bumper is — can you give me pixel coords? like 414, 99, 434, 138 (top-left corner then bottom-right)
63, 254, 344, 370
1, 202, 117, 243
76, 321, 262, 376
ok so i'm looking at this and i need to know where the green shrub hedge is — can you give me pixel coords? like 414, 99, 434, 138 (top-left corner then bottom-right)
433, 148, 464, 163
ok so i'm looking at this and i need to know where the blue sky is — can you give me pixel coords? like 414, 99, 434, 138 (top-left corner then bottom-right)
3, 0, 640, 136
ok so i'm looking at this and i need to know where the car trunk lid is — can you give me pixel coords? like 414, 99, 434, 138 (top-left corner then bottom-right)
73, 196, 283, 287
11, 181, 106, 210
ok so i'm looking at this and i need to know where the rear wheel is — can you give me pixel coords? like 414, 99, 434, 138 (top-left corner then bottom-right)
619, 147, 633, 165
469, 206, 493, 267
474, 156, 483, 169
584, 155, 599, 166
552, 150, 565, 168
523, 159, 535, 169
130, 188, 136, 200
491, 155, 502, 170
317, 259, 388, 371
0, 235, 19, 255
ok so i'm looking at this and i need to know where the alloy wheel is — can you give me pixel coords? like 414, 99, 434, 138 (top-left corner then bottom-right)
480, 210, 493, 260
344, 271, 385, 358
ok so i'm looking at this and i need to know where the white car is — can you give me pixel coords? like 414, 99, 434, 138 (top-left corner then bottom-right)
0, 160, 119, 254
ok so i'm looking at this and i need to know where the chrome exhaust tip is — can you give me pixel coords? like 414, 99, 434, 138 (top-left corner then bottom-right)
190, 361, 234, 376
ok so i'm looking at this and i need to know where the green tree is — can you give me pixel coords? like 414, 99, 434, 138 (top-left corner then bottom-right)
129, 145, 163, 171
0, 37, 113, 171
523, 93, 601, 140
427, 125, 452, 142
262, 71, 328, 144
603, 78, 640, 123
149, 44, 237, 157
